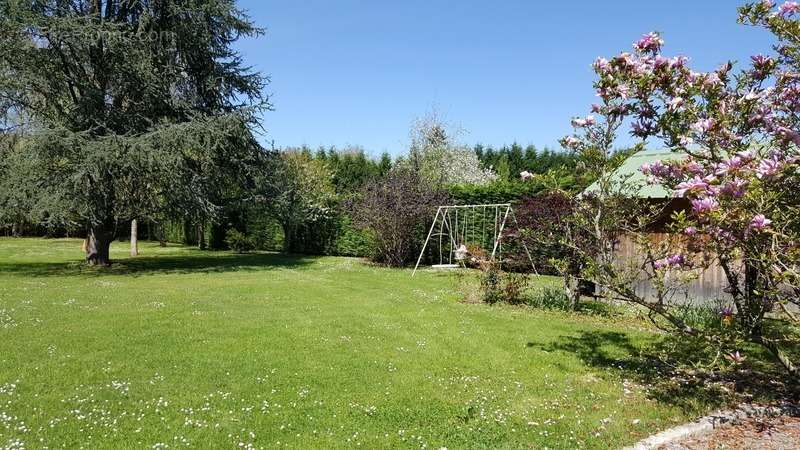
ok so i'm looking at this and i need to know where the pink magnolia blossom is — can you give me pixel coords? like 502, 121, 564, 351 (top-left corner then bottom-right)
674, 177, 709, 197
654, 254, 687, 269
715, 155, 748, 175
702, 73, 722, 90
593, 57, 610, 73
634, 32, 663, 53
778, 1, 800, 17
691, 197, 719, 214
744, 91, 761, 101
562, 136, 580, 149
667, 97, 685, 111
756, 157, 782, 178
669, 55, 688, 68
684, 226, 698, 236
640, 160, 676, 179
691, 118, 715, 134
653, 55, 669, 69
720, 178, 748, 198
571, 115, 596, 128
667, 254, 687, 266
736, 150, 755, 162
751, 54, 772, 69
749, 214, 772, 231
726, 351, 747, 364
684, 160, 704, 174
775, 126, 800, 146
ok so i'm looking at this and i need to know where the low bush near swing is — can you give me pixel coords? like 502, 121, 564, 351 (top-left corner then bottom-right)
479, 262, 530, 305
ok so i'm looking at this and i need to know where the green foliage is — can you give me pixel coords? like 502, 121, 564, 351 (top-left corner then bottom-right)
479, 263, 530, 305
224, 229, 255, 253
474, 144, 579, 182
333, 215, 376, 257
526, 286, 573, 311
448, 176, 579, 205
258, 150, 336, 251
449, 181, 540, 204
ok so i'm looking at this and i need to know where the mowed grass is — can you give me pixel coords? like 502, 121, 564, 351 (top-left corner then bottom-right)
0, 238, 701, 449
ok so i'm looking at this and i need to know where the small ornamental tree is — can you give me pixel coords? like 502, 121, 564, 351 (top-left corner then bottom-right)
561, 1, 800, 377
406, 112, 496, 187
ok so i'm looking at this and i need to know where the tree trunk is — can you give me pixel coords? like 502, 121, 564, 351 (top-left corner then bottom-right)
157, 222, 167, 247
183, 220, 197, 246
197, 222, 206, 250
565, 274, 581, 311
86, 225, 115, 266
282, 224, 294, 253
130, 219, 139, 257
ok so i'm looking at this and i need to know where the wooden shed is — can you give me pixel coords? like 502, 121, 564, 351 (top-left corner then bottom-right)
585, 149, 729, 305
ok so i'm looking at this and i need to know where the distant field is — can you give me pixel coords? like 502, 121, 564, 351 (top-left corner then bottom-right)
0, 238, 703, 449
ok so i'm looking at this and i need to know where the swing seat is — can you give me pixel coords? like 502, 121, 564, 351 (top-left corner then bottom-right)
431, 264, 460, 269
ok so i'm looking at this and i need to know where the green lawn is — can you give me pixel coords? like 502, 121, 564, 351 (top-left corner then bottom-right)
0, 238, 703, 449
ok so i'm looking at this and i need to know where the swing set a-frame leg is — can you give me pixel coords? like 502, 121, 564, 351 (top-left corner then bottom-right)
490, 205, 511, 261
412, 207, 441, 277
510, 208, 538, 275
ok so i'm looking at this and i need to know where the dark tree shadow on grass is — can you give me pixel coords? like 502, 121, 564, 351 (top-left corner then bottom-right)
0, 252, 316, 278
528, 331, 798, 414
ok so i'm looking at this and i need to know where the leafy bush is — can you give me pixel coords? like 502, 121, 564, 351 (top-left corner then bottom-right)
525, 286, 572, 310
479, 262, 530, 305
225, 229, 255, 253
334, 215, 375, 256
354, 169, 448, 266
479, 263, 503, 304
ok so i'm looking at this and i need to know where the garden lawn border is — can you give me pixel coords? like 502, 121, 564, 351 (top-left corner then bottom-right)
624, 403, 800, 450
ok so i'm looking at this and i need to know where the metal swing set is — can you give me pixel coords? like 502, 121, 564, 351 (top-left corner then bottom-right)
411, 203, 535, 276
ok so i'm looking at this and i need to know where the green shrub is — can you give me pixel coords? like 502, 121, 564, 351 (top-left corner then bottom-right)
225, 229, 255, 253
479, 263, 530, 305
334, 216, 375, 257
525, 286, 572, 310
479, 263, 503, 304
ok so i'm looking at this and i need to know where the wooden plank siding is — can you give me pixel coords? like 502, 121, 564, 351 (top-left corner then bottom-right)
612, 233, 730, 306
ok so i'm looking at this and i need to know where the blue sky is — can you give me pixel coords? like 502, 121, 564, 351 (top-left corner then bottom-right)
236, 0, 775, 156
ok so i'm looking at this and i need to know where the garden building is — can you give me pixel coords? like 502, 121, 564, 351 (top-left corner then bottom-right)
585, 148, 729, 305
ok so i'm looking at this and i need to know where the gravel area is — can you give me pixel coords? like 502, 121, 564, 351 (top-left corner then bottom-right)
655, 416, 800, 450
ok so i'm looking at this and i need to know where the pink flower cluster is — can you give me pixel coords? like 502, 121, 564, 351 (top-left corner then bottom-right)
571, 115, 596, 128
778, 1, 800, 17
749, 214, 772, 231
654, 253, 687, 269
634, 32, 664, 53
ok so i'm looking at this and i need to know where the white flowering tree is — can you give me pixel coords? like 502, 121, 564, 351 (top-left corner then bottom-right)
407, 112, 497, 186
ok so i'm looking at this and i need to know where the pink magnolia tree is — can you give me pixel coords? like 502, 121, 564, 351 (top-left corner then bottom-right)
560, 1, 800, 377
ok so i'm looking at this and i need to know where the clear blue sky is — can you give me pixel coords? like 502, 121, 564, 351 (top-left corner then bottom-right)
236, 0, 774, 156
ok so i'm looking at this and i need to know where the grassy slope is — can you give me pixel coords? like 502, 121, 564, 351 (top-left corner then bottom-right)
0, 238, 699, 449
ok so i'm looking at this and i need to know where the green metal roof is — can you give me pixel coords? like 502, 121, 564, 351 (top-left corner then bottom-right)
584, 148, 686, 198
